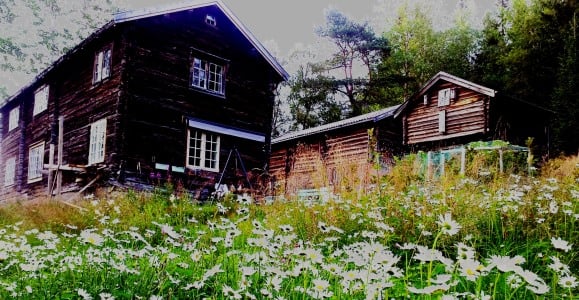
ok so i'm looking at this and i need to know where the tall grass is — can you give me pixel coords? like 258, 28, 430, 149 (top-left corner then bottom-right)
0, 154, 576, 299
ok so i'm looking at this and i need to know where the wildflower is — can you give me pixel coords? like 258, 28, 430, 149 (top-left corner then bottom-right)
279, 224, 293, 232
437, 213, 461, 236
80, 229, 104, 246
551, 237, 572, 252
223, 284, 242, 299
459, 259, 484, 281
150, 296, 163, 300
99, 292, 115, 300
317, 222, 330, 233
408, 283, 451, 294
308, 278, 333, 299
77, 288, 92, 300
559, 275, 578, 289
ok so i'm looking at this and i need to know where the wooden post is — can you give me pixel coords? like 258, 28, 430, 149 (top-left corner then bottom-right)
56, 116, 64, 197
499, 149, 504, 173
440, 152, 445, 176
47, 144, 55, 197
460, 147, 466, 175
426, 151, 432, 180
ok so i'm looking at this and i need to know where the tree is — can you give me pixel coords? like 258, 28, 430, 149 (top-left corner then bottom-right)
315, 9, 390, 115
0, 0, 125, 101
286, 62, 342, 131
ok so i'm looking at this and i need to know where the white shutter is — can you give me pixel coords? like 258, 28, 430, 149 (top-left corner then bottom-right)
8, 106, 19, 131
4, 157, 15, 186
438, 110, 446, 133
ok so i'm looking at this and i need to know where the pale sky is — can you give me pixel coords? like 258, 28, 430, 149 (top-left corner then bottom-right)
126, 0, 498, 59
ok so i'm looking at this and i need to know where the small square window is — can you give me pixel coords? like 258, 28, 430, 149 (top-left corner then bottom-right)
438, 88, 451, 107
93, 45, 112, 83
205, 14, 216, 26
33, 85, 49, 116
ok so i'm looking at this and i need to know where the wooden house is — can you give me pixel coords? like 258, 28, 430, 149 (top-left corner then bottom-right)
0, 0, 288, 201
394, 72, 551, 152
269, 105, 400, 197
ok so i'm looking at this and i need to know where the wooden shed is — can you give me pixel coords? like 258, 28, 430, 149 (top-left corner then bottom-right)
269, 105, 400, 198
0, 0, 288, 202
394, 72, 551, 153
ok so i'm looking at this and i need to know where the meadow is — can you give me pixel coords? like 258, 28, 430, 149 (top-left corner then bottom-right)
0, 154, 577, 299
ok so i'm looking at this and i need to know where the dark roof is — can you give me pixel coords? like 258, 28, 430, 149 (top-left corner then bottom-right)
393, 71, 497, 119
272, 105, 400, 144
2, 0, 288, 107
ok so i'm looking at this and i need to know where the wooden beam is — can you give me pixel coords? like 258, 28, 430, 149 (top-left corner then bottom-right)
44, 164, 86, 172
56, 116, 64, 197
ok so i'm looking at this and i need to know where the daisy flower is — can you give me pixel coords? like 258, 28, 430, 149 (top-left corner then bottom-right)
437, 213, 461, 236
551, 237, 572, 252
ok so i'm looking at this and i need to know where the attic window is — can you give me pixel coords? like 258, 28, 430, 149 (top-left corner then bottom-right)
93, 44, 112, 84
33, 85, 49, 116
438, 88, 456, 107
205, 14, 216, 26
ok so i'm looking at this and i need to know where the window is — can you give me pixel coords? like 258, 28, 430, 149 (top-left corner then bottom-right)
438, 88, 456, 107
28, 142, 45, 182
190, 58, 224, 95
93, 45, 112, 83
205, 14, 216, 26
88, 118, 107, 165
33, 85, 49, 116
4, 157, 15, 187
187, 130, 220, 171
8, 106, 19, 131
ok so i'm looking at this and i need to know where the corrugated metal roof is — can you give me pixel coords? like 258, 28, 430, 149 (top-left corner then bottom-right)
272, 104, 400, 144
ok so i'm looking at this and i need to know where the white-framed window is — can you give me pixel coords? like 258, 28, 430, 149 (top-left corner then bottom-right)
33, 85, 49, 116
8, 106, 19, 131
28, 142, 45, 182
438, 88, 456, 107
186, 130, 220, 172
4, 157, 15, 187
93, 45, 112, 83
88, 118, 107, 165
191, 58, 224, 95
205, 14, 216, 26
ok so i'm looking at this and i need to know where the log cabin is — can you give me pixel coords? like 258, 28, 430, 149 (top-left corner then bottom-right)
393, 72, 551, 153
0, 0, 288, 202
269, 105, 401, 197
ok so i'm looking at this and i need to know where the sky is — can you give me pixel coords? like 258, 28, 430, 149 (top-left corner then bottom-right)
1, 0, 498, 97
125, 0, 498, 60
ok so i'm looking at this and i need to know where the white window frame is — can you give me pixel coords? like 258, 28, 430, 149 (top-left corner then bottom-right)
4, 157, 15, 187
186, 130, 220, 172
438, 88, 451, 107
8, 106, 19, 131
33, 85, 49, 116
28, 142, 45, 183
190, 57, 224, 95
93, 45, 112, 83
88, 118, 107, 165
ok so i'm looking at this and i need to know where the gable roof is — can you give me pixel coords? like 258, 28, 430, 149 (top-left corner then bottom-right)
2, 0, 288, 107
393, 71, 497, 119
272, 105, 400, 144
114, 0, 288, 80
